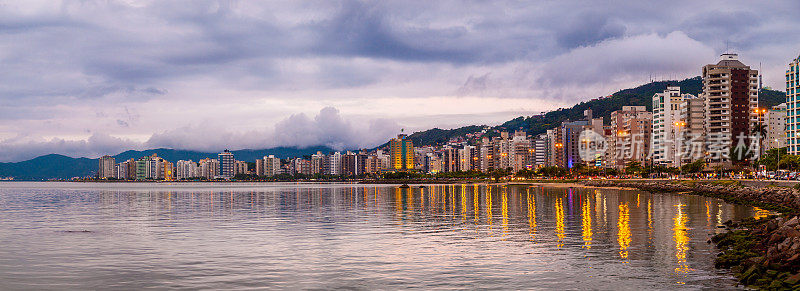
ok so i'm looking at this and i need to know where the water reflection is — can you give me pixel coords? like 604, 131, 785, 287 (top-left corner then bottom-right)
674, 203, 691, 284
0, 183, 770, 290
582, 193, 592, 249
618, 203, 631, 260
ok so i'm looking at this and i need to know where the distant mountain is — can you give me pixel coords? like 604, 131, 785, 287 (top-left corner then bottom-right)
0, 146, 336, 180
408, 76, 787, 146
0, 154, 97, 181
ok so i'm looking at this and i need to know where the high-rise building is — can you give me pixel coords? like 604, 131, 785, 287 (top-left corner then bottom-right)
176, 160, 197, 180
114, 161, 128, 180
442, 146, 458, 172
787, 54, 800, 154
311, 152, 325, 174
263, 155, 280, 177
510, 130, 531, 171
767, 103, 787, 151
255, 159, 264, 176
324, 152, 342, 175
198, 158, 219, 179
342, 152, 359, 176
652, 86, 684, 167
163, 161, 174, 181
702, 53, 759, 165
234, 160, 248, 176
292, 158, 311, 175
218, 150, 235, 179
609, 106, 651, 169
389, 134, 414, 171
560, 120, 589, 169
679, 95, 706, 164
98, 155, 115, 179
532, 133, 549, 168
135, 156, 151, 180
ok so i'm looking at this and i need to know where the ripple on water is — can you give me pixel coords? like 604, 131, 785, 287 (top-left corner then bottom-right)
0, 182, 757, 289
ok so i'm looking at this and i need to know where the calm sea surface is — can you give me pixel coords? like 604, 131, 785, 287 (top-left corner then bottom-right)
0, 182, 769, 290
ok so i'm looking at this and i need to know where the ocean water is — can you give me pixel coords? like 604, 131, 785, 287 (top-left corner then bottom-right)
0, 182, 766, 290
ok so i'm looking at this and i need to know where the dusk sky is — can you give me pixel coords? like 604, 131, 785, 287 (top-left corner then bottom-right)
2, 0, 800, 162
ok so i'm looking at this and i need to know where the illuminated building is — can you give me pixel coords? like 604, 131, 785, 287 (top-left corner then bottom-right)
788, 54, 800, 154
702, 53, 759, 165
389, 134, 414, 171
532, 133, 549, 168
609, 106, 651, 169
652, 86, 685, 167
163, 161, 174, 181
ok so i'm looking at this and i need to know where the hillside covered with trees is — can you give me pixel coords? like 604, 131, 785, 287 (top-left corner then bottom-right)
409, 76, 786, 146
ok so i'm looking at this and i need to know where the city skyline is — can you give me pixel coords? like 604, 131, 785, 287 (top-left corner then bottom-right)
3, 1, 800, 162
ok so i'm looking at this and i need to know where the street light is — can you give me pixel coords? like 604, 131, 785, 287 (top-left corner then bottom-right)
776, 139, 780, 174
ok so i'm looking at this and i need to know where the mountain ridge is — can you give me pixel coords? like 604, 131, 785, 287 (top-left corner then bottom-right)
0, 146, 337, 180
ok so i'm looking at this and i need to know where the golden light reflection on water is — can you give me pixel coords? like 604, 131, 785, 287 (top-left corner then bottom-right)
527, 188, 537, 241
752, 207, 771, 220
581, 194, 592, 249
486, 186, 493, 229
292, 184, 774, 286
674, 203, 691, 284
617, 203, 630, 261
395, 188, 402, 220
474, 186, 479, 224
502, 187, 509, 236
461, 189, 467, 222
555, 197, 565, 249
647, 198, 653, 243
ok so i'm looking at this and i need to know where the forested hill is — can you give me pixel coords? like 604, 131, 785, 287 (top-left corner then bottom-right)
408, 76, 787, 146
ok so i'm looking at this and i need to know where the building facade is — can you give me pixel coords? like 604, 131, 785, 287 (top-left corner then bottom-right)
787, 54, 800, 154
652, 86, 684, 167
389, 134, 414, 171
98, 155, 115, 179
218, 150, 235, 179
702, 53, 759, 165
767, 103, 787, 151
609, 106, 651, 169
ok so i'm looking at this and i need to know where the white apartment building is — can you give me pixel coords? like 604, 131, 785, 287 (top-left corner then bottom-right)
263, 155, 281, 177
652, 86, 684, 167
767, 103, 787, 151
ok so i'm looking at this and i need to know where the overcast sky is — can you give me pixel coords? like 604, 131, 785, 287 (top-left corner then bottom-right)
1, 0, 799, 162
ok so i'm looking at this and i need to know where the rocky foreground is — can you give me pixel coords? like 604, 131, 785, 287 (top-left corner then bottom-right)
584, 180, 800, 290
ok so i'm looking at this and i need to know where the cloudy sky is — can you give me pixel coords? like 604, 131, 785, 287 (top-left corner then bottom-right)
1, 0, 799, 162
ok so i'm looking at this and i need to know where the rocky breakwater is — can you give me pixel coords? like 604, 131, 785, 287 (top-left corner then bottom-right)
713, 216, 800, 289
584, 180, 800, 289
